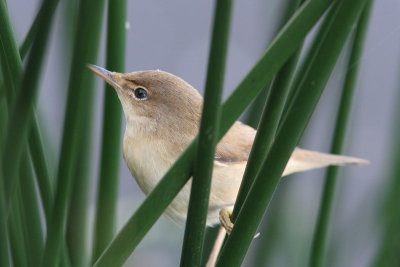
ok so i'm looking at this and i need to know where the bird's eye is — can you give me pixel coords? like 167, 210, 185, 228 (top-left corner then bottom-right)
134, 87, 148, 100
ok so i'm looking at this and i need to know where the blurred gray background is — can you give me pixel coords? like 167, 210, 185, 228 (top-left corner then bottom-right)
7, 0, 400, 266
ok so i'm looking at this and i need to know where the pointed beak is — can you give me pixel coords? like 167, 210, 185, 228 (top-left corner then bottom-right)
87, 64, 119, 88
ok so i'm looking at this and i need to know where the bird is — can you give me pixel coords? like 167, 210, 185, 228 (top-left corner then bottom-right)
88, 65, 368, 234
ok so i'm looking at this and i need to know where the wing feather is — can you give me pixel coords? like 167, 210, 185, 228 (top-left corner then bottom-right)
215, 121, 256, 163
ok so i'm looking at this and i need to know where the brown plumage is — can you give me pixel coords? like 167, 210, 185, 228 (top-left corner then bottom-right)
88, 65, 368, 227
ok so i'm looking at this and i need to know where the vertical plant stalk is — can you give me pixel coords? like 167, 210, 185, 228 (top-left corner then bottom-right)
308, 2, 373, 267
373, 71, 400, 267
0, 0, 53, 219
65, 0, 99, 263
216, 0, 368, 266
18, 8, 55, 218
66, 63, 100, 265
8, 194, 28, 267
66, 144, 92, 267
28, 115, 54, 217
18, 154, 44, 267
0, 3, 15, 263
249, 2, 306, 265
19, 3, 43, 59
0, 0, 59, 264
92, 0, 127, 261
19, 10, 71, 265
180, 0, 233, 266
0, 0, 55, 225
244, 0, 302, 128
0, 0, 22, 107
0, 169, 9, 267
231, 43, 302, 223
41, 0, 106, 265
1, 0, 59, 204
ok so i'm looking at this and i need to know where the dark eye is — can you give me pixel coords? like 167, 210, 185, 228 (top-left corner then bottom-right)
134, 87, 148, 99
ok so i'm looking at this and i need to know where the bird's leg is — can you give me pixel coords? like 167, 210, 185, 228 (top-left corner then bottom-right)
206, 226, 226, 267
219, 206, 234, 235
219, 206, 261, 239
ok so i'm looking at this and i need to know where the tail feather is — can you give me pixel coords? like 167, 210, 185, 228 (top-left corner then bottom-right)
282, 147, 369, 176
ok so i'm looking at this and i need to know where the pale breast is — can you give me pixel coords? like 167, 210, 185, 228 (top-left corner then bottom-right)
122, 134, 173, 195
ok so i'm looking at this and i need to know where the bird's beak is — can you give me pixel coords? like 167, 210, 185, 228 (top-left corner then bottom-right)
87, 64, 119, 88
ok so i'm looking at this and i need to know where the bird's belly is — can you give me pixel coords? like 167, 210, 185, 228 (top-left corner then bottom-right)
123, 143, 170, 195
122, 137, 246, 226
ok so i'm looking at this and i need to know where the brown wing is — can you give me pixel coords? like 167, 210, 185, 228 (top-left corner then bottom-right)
215, 121, 256, 163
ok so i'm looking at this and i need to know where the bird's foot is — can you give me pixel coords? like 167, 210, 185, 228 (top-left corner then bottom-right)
219, 207, 234, 235
218, 207, 261, 239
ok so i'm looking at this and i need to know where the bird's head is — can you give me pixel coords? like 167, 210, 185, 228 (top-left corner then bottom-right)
88, 65, 202, 140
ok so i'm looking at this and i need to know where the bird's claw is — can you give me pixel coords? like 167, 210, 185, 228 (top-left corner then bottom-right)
219, 207, 234, 235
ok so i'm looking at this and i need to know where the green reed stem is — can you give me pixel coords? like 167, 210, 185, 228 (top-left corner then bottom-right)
244, 0, 303, 128
92, 0, 127, 261
309, 2, 373, 266
8, 194, 28, 267
232, 42, 302, 223
41, 0, 106, 265
180, 1, 233, 266
1, 0, 59, 209
19, 3, 43, 59
216, 0, 368, 265
0, 168, 9, 267
19, 153, 44, 267
28, 115, 54, 217
372, 73, 400, 267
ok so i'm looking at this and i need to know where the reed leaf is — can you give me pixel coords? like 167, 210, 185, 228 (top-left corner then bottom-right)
372, 109, 400, 267
244, 0, 303, 128
0, 0, 54, 224
0, 2, 71, 264
0, 0, 54, 264
0, 0, 53, 216
41, 0, 106, 265
19, 154, 44, 267
180, 1, 233, 265
232, 19, 303, 224
0, 169, 9, 266
93, 1, 333, 265
28, 116, 54, 217
19, 3, 43, 59
92, 0, 127, 261
1, 0, 59, 209
1, 4, 65, 266
247, 2, 306, 265
0, 0, 22, 103
8, 194, 28, 267
65, 1, 103, 260
372, 13, 400, 267
216, 0, 368, 265
309, 1, 373, 266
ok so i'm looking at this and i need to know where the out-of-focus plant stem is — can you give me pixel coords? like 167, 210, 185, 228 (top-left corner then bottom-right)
41, 0, 106, 265
92, 0, 127, 262
309, 2, 373, 266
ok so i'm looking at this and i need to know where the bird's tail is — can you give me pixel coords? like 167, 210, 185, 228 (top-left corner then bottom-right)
282, 148, 369, 176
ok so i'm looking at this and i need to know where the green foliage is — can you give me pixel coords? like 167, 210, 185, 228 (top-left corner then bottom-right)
42, 0, 106, 265
92, 0, 127, 263
216, 0, 369, 265
309, 1, 373, 266
0, 0, 394, 267
181, 1, 233, 266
